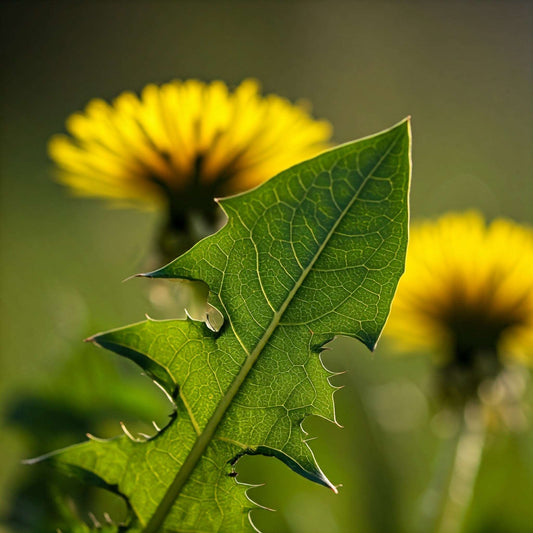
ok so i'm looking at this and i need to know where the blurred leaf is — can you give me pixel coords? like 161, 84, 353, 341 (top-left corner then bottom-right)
3, 347, 166, 532
34, 119, 411, 531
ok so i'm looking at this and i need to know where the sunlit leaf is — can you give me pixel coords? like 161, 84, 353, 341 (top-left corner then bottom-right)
34, 119, 411, 532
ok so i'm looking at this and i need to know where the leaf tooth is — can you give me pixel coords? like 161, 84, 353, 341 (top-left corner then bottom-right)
333, 383, 345, 422
297, 421, 338, 492
86, 432, 108, 442
150, 376, 177, 404
120, 421, 142, 442
122, 272, 139, 283
135, 269, 161, 279
88, 512, 101, 528
315, 349, 344, 427
244, 483, 275, 514
328, 368, 347, 379
317, 345, 341, 376
248, 511, 263, 533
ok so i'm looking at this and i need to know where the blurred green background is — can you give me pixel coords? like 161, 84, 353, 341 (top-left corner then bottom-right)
1, 1, 532, 532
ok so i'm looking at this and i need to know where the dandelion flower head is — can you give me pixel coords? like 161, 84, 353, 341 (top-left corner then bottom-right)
385, 211, 533, 366
48, 79, 332, 211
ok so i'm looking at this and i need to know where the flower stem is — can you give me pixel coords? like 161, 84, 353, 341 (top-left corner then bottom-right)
419, 402, 486, 533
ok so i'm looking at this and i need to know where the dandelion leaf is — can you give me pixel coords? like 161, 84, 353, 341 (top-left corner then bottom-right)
37, 119, 411, 531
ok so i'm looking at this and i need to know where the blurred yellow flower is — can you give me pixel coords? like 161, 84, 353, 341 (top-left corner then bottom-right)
386, 213, 533, 533
49, 79, 331, 209
385, 211, 533, 366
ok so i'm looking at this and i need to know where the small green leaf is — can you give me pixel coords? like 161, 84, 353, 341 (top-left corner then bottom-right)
36, 119, 411, 532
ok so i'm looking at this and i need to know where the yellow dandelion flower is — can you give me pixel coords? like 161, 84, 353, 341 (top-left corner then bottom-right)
385, 212, 533, 528
49, 79, 331, 210
385, 211, 533, 368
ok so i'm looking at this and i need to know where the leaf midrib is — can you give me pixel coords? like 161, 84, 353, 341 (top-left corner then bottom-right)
143, 128, 403, 532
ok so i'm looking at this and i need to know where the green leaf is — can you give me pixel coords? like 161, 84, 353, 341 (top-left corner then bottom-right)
34, 119, 411, 532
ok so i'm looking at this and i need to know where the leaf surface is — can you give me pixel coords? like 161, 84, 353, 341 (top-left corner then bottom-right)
39, 119, 411, 532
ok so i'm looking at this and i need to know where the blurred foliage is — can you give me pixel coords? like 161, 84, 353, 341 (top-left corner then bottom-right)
4, 347, 170, 531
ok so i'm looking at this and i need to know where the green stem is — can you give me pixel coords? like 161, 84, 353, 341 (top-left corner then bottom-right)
347, 361, 400, 533
419, 403, 485, 533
